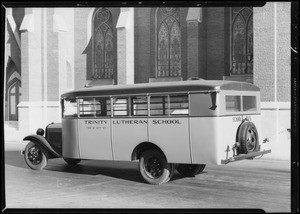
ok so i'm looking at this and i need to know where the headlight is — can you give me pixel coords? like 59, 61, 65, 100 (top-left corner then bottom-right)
36, 128, 44, 136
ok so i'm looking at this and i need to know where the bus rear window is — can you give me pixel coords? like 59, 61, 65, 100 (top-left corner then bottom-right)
243, 96, 257, 111
63, 99, 78, 118
225, 96, 241, 112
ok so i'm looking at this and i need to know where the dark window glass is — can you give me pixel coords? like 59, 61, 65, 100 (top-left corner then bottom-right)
93, 8, 114, 79
156, 8, 181, 77
231, 7, 253, 75
243, 96, 257, 111
95, 97, 111, 116
150, 96, 168, 116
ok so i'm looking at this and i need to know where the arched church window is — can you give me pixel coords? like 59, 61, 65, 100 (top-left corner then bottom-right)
93, 8, 114, 79
231, 7, 253, 75
156, 8, 182, 77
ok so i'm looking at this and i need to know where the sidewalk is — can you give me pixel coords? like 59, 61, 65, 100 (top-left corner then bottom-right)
4, 123, 32, 151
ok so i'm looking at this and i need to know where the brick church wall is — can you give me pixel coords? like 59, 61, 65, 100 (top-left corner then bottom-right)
206, 7, 226, 80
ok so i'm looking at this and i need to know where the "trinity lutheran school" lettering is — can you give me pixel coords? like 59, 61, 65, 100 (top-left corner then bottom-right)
84, 119, 182, 125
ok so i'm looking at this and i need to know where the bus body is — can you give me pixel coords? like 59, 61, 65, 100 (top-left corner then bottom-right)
23, 80, 271, 184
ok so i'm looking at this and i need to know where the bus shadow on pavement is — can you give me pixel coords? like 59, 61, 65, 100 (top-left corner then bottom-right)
5, 150, 186, 184
46, 160, 187, 184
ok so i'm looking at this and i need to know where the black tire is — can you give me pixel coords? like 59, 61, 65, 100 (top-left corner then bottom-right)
63, 158, 81, 165
24, 141, 48, 170
237, 121, 259, 154
139, 149, 175, 185
176, 164, 206, 177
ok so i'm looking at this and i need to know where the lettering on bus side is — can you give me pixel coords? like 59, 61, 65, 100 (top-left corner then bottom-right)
85, 120, 108, 125
232, 116, 242, 122
113, 119, 148, 125
152, 119, 182, 125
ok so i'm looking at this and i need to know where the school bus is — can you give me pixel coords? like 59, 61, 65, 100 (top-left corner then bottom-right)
23, 80, 271, 185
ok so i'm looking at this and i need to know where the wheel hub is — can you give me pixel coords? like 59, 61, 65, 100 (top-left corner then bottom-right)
28, 147, 42, 165
246, 129, 257, 152
146, 157, 163, 178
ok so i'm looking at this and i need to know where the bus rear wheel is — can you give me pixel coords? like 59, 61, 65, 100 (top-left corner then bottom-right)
24, 141, 48, 170
176, 164, 206, 177
63, 158, 81, 165
139, 149, 175, 185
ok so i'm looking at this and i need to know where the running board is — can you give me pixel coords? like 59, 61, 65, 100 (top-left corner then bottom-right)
221, 149, 271, 164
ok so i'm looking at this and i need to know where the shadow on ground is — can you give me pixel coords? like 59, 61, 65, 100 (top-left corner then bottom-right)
5, 150, 189, 184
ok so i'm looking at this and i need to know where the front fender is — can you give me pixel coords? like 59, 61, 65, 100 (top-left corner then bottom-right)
23, 135, 61, 159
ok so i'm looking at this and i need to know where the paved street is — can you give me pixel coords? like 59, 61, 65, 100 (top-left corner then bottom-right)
4, 141, 290, 212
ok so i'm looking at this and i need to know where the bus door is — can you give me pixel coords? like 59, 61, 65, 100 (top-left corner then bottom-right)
112, 96, 148, 161
77, 97, 113, 160
148, 95, 191, 164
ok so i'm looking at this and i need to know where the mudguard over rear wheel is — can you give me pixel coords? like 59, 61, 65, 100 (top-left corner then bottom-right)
176, 164, 206, 177
24, 141, 48, 170
139, 149, 175, 185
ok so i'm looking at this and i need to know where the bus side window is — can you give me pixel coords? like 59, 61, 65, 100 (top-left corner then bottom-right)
150, 96, 168, 116
95, 97, 111, 117
63, 98, 78, 118
169, 95, 189, 115
79, 98, 95, 117
113, 98, 129, 116
132, 96, 148, 116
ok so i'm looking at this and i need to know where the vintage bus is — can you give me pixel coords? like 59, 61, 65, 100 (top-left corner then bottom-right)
23, 80, 271, 185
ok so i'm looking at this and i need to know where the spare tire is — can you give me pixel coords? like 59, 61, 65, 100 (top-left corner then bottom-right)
237, 121, 259, 154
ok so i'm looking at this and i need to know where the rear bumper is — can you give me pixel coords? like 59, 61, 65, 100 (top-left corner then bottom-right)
221, 149, 271, 164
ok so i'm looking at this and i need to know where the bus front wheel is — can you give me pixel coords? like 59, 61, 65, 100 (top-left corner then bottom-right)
139, 149, 175, 185
24, 141, 48, 170
176, 164, 206, 177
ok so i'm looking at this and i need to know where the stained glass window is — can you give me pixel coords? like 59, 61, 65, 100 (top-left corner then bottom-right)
231, 7, 253, 75
156, 8, 182, 77
93, 8, 114, 79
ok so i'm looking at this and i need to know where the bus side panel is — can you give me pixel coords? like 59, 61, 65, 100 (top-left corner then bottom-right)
149, 118, 191, 164
190, 117, 219, 165
62, 119, 80, 158
112, 118, 148, 161
78, 119, 113, 160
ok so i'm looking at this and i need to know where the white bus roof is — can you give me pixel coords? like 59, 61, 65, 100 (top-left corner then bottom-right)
61, 80, 259, 98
